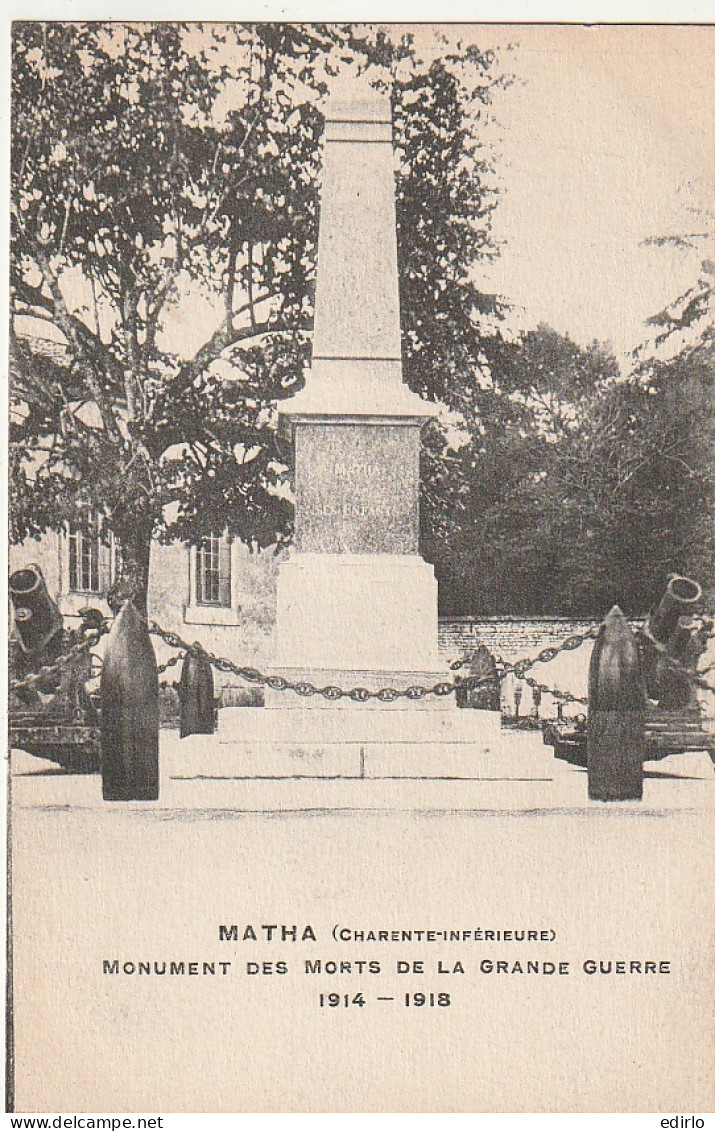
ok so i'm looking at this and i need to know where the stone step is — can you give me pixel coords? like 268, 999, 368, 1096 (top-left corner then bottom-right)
202, 705, 502, 743
164, 713, 543, 781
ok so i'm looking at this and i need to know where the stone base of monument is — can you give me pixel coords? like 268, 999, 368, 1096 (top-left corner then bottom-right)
166, 705, 502, 779
272, 554, 441, 662
269, 553, 451, 709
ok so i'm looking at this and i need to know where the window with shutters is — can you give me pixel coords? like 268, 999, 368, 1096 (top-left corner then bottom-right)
196, 534, 232, 607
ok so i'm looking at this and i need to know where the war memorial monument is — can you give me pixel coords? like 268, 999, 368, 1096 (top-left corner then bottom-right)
269, 72, 446, 704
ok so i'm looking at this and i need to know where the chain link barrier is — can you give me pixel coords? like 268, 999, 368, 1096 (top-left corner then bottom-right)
150, 623, 459, 702
9, 624, 109, 696
149, 621, 603, 705
157, 651, 185, 682
150, 618, 714, 704
449, 624, 604, 706
10, 613, 712, 705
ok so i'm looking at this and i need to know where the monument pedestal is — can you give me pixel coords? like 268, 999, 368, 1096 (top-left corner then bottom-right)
170, 706, 503, 780
278, 553, 438, 664
267, 552, 449, 709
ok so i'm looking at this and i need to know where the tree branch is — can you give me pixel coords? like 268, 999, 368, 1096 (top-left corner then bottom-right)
31, 244, 124, 443
247, 242, 257, 331
168, 294, 289, 401
11, 276, 55, 314
144, 212, 183, 356
9, 329, 59, 406
121, 286, 141, 418
225, 233, 239, 327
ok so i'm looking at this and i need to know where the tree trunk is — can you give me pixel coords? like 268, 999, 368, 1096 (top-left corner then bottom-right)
109, 524, 153, 619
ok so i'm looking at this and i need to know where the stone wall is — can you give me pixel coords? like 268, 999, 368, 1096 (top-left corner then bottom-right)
438, 616, 599, 663
438, 616, 601, 718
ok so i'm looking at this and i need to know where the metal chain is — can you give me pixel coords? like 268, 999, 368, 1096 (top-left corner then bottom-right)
452, 622, 715, 700
22, 618, 685, 705
157, 652, 185, 677
158, 652, 187, 692
9, 626, 109, 696
12, 614, 711, 706
149, 622, 585, 704
449, 624, 601, 677
148, 620, 715, 703
520, 676, 587, 706
449, 624, 601, 705
150, 622, 461, 701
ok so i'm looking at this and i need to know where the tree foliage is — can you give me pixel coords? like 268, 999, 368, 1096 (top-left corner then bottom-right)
431, 293, 714, 617
16, 22, 707, 623
622, 258, 715, 608
425, 325, 622, 616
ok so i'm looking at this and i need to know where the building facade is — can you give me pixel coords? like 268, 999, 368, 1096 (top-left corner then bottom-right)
9, 527, 284, 692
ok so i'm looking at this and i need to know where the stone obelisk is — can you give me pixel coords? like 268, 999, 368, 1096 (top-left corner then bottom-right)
270, 73, 447, 706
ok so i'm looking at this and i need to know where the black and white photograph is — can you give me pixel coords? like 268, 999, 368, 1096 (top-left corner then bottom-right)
6, 14, 714, 1115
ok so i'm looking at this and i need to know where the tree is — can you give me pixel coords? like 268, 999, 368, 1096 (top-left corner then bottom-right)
11, 22, 325, 610
431, 284, 713, 618
423, 324, 623, 616
10, 21, 508, 613
571, 227, 715, 614
620, 256, 715, 608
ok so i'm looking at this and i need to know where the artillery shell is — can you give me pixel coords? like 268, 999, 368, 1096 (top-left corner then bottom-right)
100, 600, 159, 801
179, 648, 215, 738
587, 605, 645, 802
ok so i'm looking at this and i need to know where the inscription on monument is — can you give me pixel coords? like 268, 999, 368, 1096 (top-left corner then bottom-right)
294, 423, 420, 554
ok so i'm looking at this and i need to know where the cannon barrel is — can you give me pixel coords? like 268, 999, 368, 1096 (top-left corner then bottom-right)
9, 564, 64, 656
646, 575, 702, 648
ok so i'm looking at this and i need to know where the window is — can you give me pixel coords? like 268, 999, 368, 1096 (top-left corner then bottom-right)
68, 523, 102, 593
65, 511, 115, 597
196, 534, 231, 607
184, 534, 238, 626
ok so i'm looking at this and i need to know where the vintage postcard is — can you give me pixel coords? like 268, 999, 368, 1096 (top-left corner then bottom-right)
6, 17, 714, 1115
